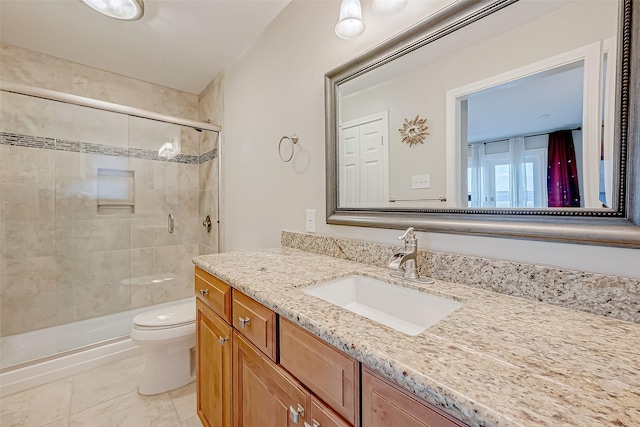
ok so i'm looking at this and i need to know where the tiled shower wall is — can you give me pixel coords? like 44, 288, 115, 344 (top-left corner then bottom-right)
198, 71, 224, 255
0, 43, 222, 338
0, 43, 198, 118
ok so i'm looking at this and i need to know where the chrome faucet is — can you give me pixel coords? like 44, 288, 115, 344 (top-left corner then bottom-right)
388, 227, 419, 279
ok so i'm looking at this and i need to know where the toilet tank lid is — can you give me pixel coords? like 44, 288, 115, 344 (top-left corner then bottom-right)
133, 301, 195, 327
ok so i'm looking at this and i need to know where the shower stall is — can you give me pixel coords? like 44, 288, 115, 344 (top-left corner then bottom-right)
0, 83, 221, 394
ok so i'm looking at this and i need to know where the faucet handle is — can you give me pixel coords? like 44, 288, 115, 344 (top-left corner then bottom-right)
397, 227, 416, 242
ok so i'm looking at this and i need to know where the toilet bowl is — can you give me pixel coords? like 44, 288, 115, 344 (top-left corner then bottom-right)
131, 300, 196, 395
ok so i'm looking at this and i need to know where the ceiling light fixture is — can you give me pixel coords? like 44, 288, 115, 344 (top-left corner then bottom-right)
335, 0, 366, 39
372, 0, 408, 14
79, 0, 144, 21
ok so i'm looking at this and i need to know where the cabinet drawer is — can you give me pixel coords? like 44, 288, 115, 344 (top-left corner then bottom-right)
232, 290, 277, 361
279, 318, 359, 426
362, 366, 467, 427
195, 267, 232, 324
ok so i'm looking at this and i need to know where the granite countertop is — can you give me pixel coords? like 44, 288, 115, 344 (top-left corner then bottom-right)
193, 248, 640, 427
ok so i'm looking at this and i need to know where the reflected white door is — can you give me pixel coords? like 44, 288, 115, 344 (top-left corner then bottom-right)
339, 126, 360, 207
339, 114, 388, 207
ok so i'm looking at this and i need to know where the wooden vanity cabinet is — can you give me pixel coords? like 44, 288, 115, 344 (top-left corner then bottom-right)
362, 366, 466, 427
233, 331, 309, 427
196, 297, 233, 427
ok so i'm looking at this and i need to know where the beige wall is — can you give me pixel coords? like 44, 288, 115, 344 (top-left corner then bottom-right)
221, 0, 639, 279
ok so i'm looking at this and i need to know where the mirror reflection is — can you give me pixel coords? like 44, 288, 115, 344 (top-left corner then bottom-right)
337, 0, 619, 210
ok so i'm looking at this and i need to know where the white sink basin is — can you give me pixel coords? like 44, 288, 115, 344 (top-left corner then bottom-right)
303, 275, 462, 336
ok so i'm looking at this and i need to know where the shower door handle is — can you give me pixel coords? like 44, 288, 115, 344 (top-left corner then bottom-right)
202, 215, 212, 233
168, 214, 175, 234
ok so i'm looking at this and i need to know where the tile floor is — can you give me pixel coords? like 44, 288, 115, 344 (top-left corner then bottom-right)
0, 354, 203, 427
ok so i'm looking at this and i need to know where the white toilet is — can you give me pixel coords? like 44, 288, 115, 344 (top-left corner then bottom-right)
130, 300, 196, 395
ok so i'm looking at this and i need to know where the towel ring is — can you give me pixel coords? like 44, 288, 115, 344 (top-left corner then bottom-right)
278, 134, 298, 162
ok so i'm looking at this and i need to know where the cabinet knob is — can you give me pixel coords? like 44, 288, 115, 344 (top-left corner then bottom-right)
304, 421, 320, 427
200, 289, 209, 296
219, 336, 229, 346
239, 316, 251, 328
289, 403, 304, 424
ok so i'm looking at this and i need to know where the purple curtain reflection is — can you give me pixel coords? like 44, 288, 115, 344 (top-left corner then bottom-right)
547, 130, 580, 207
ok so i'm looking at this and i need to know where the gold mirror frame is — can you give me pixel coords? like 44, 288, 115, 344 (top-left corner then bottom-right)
325, 0, 640, 248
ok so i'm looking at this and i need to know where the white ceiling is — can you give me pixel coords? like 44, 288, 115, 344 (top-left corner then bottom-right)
467, 64, 584, 143
0, 0, 290, 94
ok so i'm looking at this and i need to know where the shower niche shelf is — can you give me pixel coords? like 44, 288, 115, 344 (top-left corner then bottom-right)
97, 168, 135, 214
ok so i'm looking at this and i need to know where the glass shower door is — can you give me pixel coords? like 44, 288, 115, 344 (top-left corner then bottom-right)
0, 89, 219, 370
53, 102, 133, 352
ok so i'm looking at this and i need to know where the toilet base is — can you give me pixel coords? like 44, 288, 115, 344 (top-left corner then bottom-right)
138, 346, 195, 395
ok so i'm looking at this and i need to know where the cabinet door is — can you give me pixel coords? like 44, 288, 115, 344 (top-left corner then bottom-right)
280, 318, 359, 425
197, 298, 233, 427
362, 367, 466, 427
233, 331, 309, 427
306, 397, 352, 427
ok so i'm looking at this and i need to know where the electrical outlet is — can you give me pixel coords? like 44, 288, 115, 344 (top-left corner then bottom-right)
305, 209, 316, 233
411, 174, 431, 189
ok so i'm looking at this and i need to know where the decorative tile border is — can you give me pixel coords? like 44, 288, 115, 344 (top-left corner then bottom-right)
0, 132, 56, 150
281, 231, 640, 323
0, 132, 217, 164
199, 148, 218, 164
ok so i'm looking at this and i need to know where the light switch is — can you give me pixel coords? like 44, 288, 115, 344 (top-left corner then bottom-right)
411, 174, 431, 189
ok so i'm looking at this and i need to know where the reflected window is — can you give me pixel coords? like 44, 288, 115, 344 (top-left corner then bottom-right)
468, 142, 547, 208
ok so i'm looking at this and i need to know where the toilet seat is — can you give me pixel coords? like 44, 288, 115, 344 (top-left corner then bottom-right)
133, 321, 194, 331
133, 301, 195, 330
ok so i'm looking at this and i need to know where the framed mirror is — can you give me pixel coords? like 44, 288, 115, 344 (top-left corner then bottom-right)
325, 0, 640, 248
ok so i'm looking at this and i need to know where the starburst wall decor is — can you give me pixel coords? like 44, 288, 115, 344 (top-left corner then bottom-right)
399, 115, 429, 147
